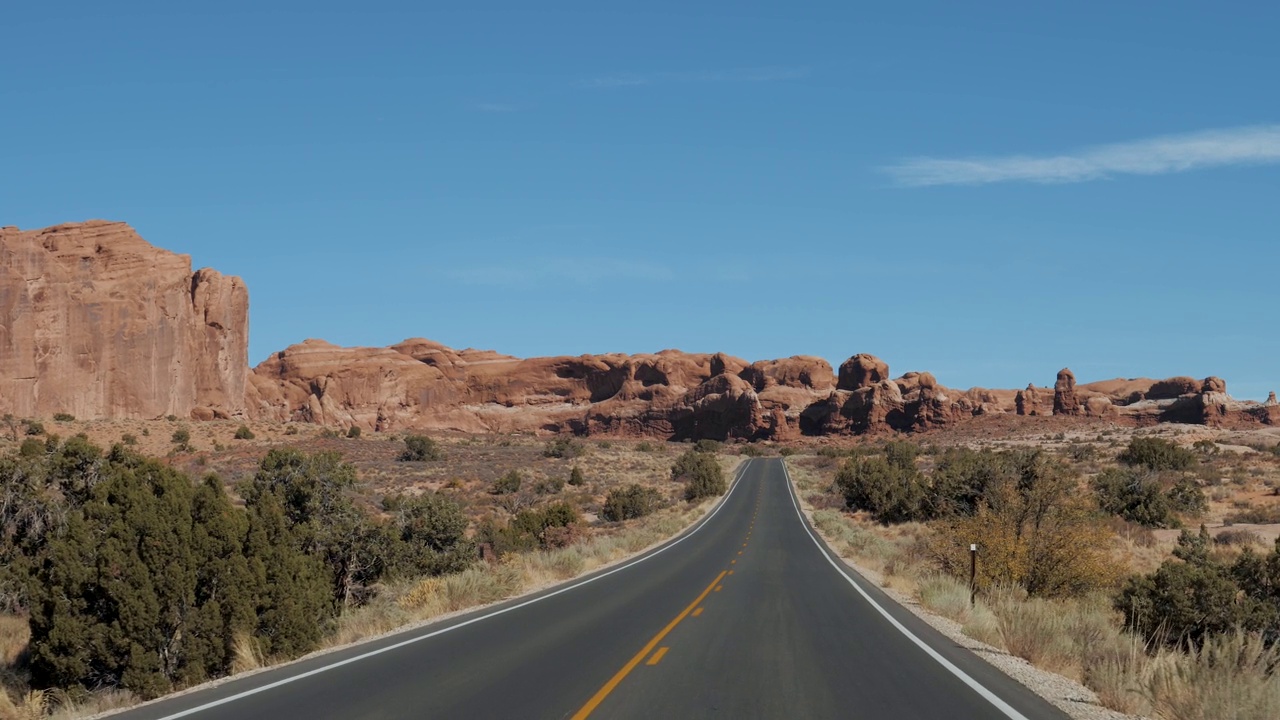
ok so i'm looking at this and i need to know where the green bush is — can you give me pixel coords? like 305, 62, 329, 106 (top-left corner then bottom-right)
1117, 526, 1280, 648
346, 425, 362, 439
399, 435, 443, 462
835, 455, 926, 524
382, 492, 474, 577
568, 466, 586, 486
481, 501, 580, 554
18, 438, 45, 457
602, 484, 663, 521
535, 476, 566, 494
543, 437, 584, 459
121, 433, 138, 446
172, 427, 191, 445
492, 470, 522, 495
1119, 437, 1194, 471
234, 424, 255, 440
1092, 467, 1205, 528
24, 420, 45, 436
671, 449, 726, 501
693, 439, 722, 454
52, 412, 75, 422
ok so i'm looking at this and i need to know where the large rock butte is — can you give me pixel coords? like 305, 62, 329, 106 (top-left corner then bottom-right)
0, 221, 248, 420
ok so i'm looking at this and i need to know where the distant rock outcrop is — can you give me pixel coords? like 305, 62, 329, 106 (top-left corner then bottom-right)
1053, 369, 1080, 416
1016, 384, 1041, 416
0, 221, 248, 420
837, 354, 890, 391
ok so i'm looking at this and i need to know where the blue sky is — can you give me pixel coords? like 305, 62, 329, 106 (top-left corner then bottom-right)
3, 2, 1277, 398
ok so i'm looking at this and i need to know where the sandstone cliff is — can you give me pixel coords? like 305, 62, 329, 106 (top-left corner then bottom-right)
0, 221, 248, 420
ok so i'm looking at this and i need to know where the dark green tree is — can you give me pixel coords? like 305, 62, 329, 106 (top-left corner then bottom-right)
243, 490, 331, 657
28, 456, 202, 697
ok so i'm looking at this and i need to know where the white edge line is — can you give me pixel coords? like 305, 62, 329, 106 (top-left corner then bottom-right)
779, 459, 1031, 720
152, 459, 756, 720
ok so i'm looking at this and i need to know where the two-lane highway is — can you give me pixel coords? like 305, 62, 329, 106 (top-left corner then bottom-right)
115, 459, 1068, 719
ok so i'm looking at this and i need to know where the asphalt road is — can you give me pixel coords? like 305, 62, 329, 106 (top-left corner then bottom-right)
114, 458, 1069, 720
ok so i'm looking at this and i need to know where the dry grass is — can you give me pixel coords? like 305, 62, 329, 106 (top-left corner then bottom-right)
230, 631, 265, 675
1142, 631, 1280, 720
0, 689, 45, 720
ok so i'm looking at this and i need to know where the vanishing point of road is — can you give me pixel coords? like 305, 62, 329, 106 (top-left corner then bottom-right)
114, 458, 1069, 720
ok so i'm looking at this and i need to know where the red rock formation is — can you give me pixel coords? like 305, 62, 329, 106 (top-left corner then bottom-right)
1053, 369, 1080, 416
1016, 384, 1041, 416
0, 221, 248, 420
1147, 377, 1201, 400
837, 354, 889, 391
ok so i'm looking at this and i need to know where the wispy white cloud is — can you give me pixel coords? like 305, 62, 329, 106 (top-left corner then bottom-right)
475, 103, 516, 113
885, 125, 1280, 187
449, 258, 676, 287
579, 66, 808, 89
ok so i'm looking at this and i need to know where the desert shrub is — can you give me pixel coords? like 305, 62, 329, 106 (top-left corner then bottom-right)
602, 484, 663, 521
234, 425, 255, 440
835, 455, 926, 524
778, 447, 797, 457
1215, 528, 1262, 547
242, 448, 387, 611
568, 466, 586, 486
635, 441, 653, 452
740, 444, 764, 457
926, 447, 1006, 518
1226, 505, 1280, 524
1093, 465, 1205, 528
882, 440, 920, 468
931, 451, 1118, 598
543, 437, 584, 459
346, 426, 361, 439
171, 428, 190, 445
1119, 437, 1194, 471
399, 435, 442, 462
382, 492, 474, 577
693, 439, 722, 454
23, 421, 43, 437
1117, 526, 1278, 648
534, 476, 566, 495
1066, 443, 1097, 462
52, 413, 75, 422
284, 425, 299, 436
1192, 439, 1219, 455
481, 502, 580, 554
492, 470, 522, 495
672, 450, 725, 502
120, 433, 137, 446
18, 438, 45, 458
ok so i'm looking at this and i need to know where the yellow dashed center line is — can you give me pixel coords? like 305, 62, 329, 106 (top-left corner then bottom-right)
570, 569, 728, 719
692, 607, 704, 617
646, 647, 669, 666
715, 585, 723, 592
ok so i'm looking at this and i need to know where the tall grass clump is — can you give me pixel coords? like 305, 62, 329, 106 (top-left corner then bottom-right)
1144, 631, 1280, 720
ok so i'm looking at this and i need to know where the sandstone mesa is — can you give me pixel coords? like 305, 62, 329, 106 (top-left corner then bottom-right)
2, 221, 1275, 439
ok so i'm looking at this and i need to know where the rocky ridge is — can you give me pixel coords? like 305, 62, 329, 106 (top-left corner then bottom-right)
1, 221, 1275, 439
